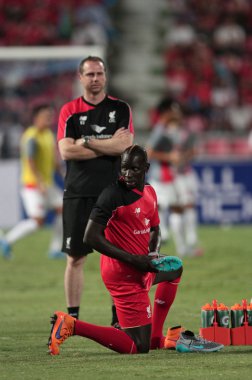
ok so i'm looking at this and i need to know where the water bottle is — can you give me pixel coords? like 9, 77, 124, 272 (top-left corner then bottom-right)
201, 303, 214, 327
247, 304, 252, 326
230, 304, 244, 328
216, 303, 230, 328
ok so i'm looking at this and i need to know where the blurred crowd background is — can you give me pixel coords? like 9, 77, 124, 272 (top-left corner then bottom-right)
1, 0, 252, 159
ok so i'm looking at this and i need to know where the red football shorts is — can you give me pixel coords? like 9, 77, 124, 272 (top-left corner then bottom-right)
101, 256, 156, 328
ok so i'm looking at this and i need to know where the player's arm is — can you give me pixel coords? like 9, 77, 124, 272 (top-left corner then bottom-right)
87, 102, 134, 156
149, 225, 161, 254
58, 129, 133, 160
84, 220, 158, 273
54, 149, 65, 178
25, 138, 47, 193
87, 127, 134, 156
57, 105, 103, 161
58, 137, 103, 161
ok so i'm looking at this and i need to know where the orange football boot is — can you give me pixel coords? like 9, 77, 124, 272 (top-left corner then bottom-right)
48, 311, 75, 355
164, 325, 185, 349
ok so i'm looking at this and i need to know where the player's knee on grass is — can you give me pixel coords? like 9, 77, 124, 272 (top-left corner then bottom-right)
136, 342, 150, 354
124, 324, 151, 354
131, 335, 150, 354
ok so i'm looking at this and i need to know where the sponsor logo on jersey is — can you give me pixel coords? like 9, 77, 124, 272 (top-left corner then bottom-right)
134, 207, 141, 216
133, 227, 150, 235
109, 111, 116, 123
144, 218, 150, 226
79, 116, 87, 125
90, 124, 107, 133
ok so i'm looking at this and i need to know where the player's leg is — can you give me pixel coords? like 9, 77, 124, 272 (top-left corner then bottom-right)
0, 187, 43, 258
47, 185, 64, 258
76, 313, 152, 353
150, 267, 183, 349
74, 288, 153, 353
167, 180, 187, 256
123, 324, 152, 353
64, 255, 86, 318
48, 289, 152, 355
158, 206, 169, 243
182, 171, 203, 256
169, 206, 186, 256
107, 283, 154, 353
48, 311, 139, 355
62, 197, 94, 319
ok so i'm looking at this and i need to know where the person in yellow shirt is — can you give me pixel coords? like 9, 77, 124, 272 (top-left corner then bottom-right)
0, 104, 64, 259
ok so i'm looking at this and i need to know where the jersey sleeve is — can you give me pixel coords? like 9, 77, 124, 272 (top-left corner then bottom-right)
89, 185, 116, 226
57, 104, 76, 141
117, 101, 134, 134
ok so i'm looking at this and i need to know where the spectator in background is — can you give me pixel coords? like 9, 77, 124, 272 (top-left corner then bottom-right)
165, 54, 192, 100
164, 16, 196, 48
146, 97, 202, 257
225, 97, 252, 133
213, 14, 246, 54
146, 98, 180, 243
0, 104, 64, 260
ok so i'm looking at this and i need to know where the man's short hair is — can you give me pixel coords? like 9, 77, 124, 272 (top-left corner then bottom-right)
32, 103, 53, 119
79, 56, 106, 74
156, 97, 181, 115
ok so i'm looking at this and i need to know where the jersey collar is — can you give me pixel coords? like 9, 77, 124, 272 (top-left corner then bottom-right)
82, 95, 107, 107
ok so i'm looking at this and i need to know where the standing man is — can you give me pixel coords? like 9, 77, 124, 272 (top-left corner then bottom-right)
146, 98, 182, 245
0, 104, 64, 259
146, 97, 202, 257
57, 56, 134, 322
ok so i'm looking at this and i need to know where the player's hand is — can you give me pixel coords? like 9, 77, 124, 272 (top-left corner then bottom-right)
112, 127, 130, 137
111, 128, 131, 141
148, 251, 159, 259
130, 254, 159, 273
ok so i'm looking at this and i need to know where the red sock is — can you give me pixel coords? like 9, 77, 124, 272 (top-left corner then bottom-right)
75, 320, 138, 354
151, 277, 181, 349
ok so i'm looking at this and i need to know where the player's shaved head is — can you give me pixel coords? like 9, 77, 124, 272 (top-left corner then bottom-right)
122, 145, 149, 167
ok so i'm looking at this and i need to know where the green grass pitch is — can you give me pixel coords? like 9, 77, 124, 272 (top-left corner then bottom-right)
0, 226, 252, 380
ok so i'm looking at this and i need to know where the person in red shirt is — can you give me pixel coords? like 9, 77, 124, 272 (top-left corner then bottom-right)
48, 145, 183, 355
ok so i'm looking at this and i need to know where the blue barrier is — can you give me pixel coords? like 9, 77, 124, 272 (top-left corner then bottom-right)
23, 162, 252, 225
193, 160, 252, 224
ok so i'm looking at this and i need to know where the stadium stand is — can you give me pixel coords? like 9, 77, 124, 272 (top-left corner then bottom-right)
0, 0, 117, 158
159, 0, 252, 157
1, 0, 252, 159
